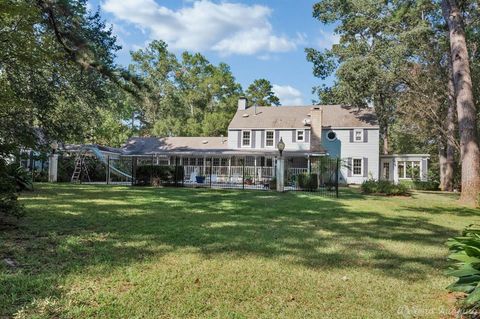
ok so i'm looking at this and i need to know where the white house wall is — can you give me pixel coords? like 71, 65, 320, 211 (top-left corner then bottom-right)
322, 128, 380, 184
228, 129, 310, 151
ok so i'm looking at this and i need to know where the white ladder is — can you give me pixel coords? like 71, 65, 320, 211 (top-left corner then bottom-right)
71, 150, 90, 183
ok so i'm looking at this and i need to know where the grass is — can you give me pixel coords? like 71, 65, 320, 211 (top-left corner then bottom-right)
1, 184, 479, 318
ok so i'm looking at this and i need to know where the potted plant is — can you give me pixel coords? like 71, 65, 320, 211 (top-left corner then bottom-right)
196, 175, 206, 183
245, 175, 253, 185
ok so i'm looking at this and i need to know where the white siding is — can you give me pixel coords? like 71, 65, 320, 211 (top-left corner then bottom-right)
228, 129, 310, 151
228, 130, 239, 149
278, 129, 309, 151
322, 128, 380, 184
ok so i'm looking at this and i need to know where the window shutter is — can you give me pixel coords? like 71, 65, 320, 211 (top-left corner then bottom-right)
261, 130, 265, 148
237, 131, 241, 148
275, 130, 280, 146
305, 130, 310, 143
363, 157, 368, 177
364, 129, 368, 143
349, 129, 354, 142
347, 158, 352, 177
292, 130, 296, 142
251, 131, 256, 148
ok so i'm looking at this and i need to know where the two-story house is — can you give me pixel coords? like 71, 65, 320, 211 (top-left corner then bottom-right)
119, 97, 429, 185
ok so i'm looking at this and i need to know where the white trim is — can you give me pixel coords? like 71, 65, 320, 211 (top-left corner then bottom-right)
265, 130, 275, 148
353, 129, 363, 142
326, 130, 337, 141
296, 129, 305, 142
352, 157, 363, 176
397, 160, 421, 179
241, 130, 251, 147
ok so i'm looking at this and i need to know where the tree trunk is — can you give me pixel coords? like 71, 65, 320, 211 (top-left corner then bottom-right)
444, 66, 456, 192
382, 124, 389, 155
442, 0, 480, 205
439, 140, 448, 191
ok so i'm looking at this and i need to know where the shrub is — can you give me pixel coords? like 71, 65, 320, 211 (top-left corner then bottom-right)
399, 179, 439, 191
0, 161, 25, 220
269, 177, 277, 190
298, 174, 318, 191
446, 225, 480, 313
361, 179, 409, 196
6, 164, 33, 191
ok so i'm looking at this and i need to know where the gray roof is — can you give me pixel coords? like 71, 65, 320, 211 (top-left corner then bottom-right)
228, 105, 378, 129
121, 136, 325, 156
122, 136, 229, 155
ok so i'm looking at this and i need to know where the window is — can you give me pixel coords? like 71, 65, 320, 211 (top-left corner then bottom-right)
353, 158, 363, 176
297, 130, 305, 142
398, 161, 421, 179
327, 131, 337, 141
383, 162, 390, 180
354, 129, 363, 142
242, 130, 251, 147
265, 130, 274, 147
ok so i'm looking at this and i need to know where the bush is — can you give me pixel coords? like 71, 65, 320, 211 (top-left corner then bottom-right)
361, 179, 409, 196
6, 164, 33, 191
446, 225, 480, 314
298, 174, 318, 191
135, 165, 184, 186
0, 161, 25, 220
399, 179, 439, 191
269, 177, 277, 190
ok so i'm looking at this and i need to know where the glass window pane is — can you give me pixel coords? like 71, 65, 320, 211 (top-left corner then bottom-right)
398, 162, 405, 178
406, 162, 412, 178
353, 158, 362, 175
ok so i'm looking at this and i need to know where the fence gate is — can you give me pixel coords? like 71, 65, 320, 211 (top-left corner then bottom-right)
284, 156, 339, 197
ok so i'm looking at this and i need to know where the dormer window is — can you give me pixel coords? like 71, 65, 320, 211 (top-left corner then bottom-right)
242, 130, 251, 147
297, 130, 305, 142
354, 129, 363, 142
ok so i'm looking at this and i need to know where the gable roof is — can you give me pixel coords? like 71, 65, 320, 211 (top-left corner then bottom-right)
228, 105, 378, 129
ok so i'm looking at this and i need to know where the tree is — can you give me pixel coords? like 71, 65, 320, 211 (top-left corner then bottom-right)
307, 0, 466, 192
441, 0, 480, 204
129, 42, 243, 137
245, 79, 280, 106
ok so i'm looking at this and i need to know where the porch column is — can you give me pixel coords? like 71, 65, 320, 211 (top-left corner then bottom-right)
259, 157, 263, 181
179, 155, 183, 166
156, 155, 159, 165
48, 153, 58, 182
307, 155, 311, 174
393, 158, 399, 184
228, 157, 232, 182
276, 157, 285, 192
254, 156, 257, 184
203, 155, 206, 176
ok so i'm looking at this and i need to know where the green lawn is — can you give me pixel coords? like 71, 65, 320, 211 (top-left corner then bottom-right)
1, 184, 478, 318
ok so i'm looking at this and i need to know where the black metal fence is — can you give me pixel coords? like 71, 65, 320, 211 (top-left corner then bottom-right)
58, 152, 339, 197
131, 156, 339, 197
284, 157, 339, 197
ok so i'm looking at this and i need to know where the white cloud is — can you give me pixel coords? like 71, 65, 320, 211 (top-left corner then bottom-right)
317, 30, 340, 49
102, 0, 297, 55
272, 84, 304, 106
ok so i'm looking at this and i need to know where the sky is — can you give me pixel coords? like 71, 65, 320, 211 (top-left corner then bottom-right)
87, 0, 339, 105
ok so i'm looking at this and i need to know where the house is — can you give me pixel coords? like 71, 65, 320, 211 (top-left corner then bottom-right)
112, 97, 429, 185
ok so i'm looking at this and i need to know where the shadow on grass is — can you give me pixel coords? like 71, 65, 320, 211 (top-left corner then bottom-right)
0, 183, 472, 315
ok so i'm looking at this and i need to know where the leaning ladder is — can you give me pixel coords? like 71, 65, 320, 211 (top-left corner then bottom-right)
71, 150, 91, 183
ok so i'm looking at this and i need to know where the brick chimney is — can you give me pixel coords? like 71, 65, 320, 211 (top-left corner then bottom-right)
238, 97, 248, 110
310, 106, 323, 152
